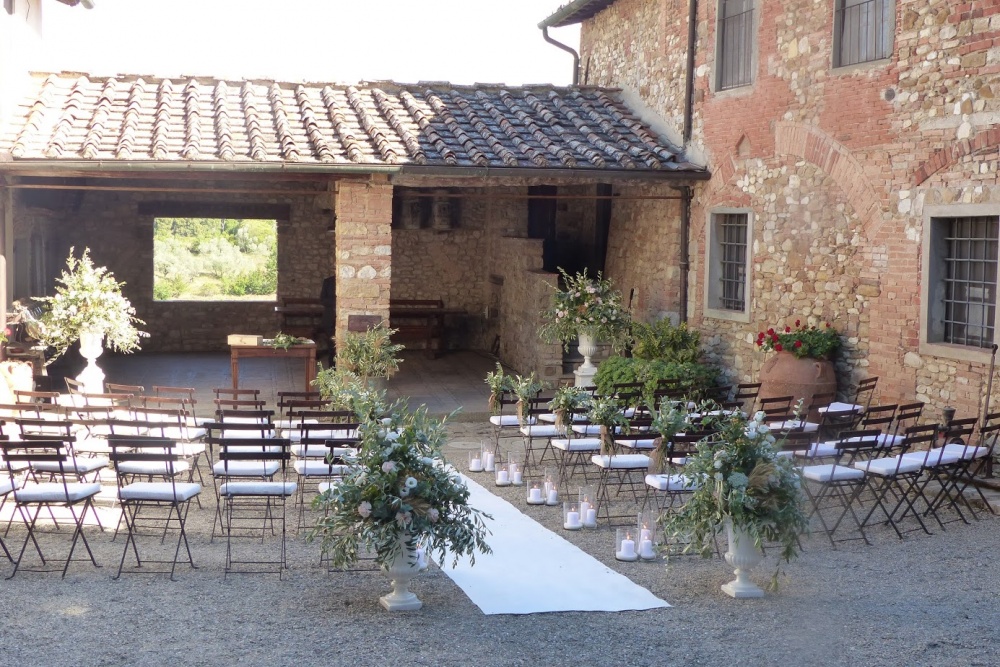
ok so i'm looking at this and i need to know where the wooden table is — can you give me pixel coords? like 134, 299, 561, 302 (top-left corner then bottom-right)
230, 343, 317, 393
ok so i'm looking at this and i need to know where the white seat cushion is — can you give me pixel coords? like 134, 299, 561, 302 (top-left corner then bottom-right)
220, 481, 297, 497
538, 412, 587, 424
31, 456, 109, 475
117, 460, 192, 476
941, 443, 991, 460
489, 415, 534, 427
853, 456, 923, 476
644, 473, 698, 491
274, 418, 319, 429
799, 464, 865, 482
293, 460, 351, 476
158, 426, 207, 441
519, 424, 563, 437
551, 437, 601, 452
615, 438, 658, 450
571, 424, 603, 436
591, 454, 651, 469
768, 420, 819, 433
288, 428, 356, 443
15, 482, 102, 502
291, 444, 357, 458
901, 448, 961, 467
0, 476, 17, 494
212, 461, 281, 477
818, 402, 864, 414
119, 481, 201, 502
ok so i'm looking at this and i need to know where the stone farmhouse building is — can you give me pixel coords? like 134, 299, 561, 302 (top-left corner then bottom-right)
1, 0, 997, 420
542, 0, 1000, 418
0, 0, 707, 383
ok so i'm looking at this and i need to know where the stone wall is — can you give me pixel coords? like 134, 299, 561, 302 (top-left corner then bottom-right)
580, 0, 1000, 417
604, 183, 684, 325
11, 182, 334, 352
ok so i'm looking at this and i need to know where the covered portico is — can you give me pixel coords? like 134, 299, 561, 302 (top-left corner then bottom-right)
0, 74, 707, 378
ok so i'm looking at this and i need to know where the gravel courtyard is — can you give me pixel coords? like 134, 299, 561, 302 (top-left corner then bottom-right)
2, 419, 997, 667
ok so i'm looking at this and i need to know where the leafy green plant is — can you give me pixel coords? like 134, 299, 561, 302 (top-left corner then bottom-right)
660, 410, 810, 584
309, 403, 492, 569
539, 267, 632, 353
508, 372, 544, 406
222, 267, 276, 296
594, 356, 719, 398
35, 248, 148, 363
587, 394, 630, 455
548, 385, 591, 429
269, 332, 309, 350
631, 319, 701, 362
336, 323, 405, 384
484, 362, 510, 414
756, 319, 840, 360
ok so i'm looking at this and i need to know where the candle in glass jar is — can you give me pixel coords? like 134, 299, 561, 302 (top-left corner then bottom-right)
547, 489, 559, 505
580, 500, 591, 516
483, 452, 495, 472
496, 469, 510, 485
511, 470, 523, 485
584, 508, 597, 528
639, 539, 655, 560
529, 487, 543, 503
617, 535, 636, 560
640, 527, 652, 542
469, 456, 483, 472
564, 511, 582, 530
544, 480, 553, 495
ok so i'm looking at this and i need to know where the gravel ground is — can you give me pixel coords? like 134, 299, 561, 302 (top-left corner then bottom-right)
2, 420, 998, 667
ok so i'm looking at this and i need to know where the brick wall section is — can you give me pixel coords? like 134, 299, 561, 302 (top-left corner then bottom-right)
579, 0, 1000, 417
334, 178, 392, 342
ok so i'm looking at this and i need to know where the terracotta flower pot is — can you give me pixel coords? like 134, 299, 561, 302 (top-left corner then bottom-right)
757, 351, 836, 418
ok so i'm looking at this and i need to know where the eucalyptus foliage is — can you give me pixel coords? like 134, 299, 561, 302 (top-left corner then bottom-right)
336, 323, 405, 383
309, 402, 492, 569
661, 409, 810, 584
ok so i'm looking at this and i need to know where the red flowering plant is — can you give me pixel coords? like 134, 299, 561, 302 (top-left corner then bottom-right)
756, 320, 840, 360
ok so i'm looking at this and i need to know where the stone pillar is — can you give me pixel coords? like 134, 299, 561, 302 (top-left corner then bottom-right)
334, 177, 393, 342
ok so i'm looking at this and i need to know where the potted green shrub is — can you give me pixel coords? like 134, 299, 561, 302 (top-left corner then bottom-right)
335, 323, 405, 390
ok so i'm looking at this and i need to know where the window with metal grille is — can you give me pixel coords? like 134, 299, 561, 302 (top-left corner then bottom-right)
834, 0, 893, 68
718, 214, 748, 311
717, 0, 754, 91
939, 217, 998, 348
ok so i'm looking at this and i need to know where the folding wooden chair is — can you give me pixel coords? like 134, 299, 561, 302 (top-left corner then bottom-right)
487, 390, 529, 454
798, 429, 882, 547
1, 439, 102, 578
856, 423, 937, 539
519, 395, 562, 477
107, 436, 202, 580
217, 438, 296, 577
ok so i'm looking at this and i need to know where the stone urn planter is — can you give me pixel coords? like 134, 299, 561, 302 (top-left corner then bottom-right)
757, 351, 836, 417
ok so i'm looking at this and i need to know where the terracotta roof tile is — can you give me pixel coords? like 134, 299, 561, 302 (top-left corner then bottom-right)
0, 73, 705, 178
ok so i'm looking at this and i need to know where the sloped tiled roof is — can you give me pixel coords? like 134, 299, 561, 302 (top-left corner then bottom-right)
0, 73, 705, 178
539, 0, 618, 28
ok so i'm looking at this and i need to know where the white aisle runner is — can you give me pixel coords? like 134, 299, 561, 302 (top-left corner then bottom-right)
442, 474, 670, 615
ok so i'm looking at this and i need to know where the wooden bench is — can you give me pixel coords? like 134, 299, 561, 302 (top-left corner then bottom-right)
275, 298, 324, 341
389, 299, 445, 359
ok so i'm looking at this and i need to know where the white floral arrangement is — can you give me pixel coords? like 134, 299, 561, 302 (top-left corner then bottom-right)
35, 248, 148, 363
539, 267, 632, 352
311, 398, 492, 569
